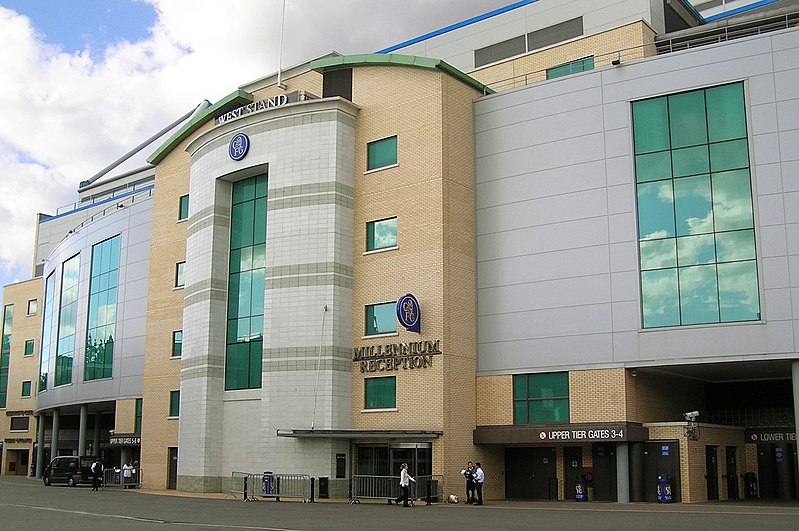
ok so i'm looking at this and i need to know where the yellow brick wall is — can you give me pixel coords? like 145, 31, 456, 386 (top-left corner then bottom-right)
249, 70, 323, 101
570, 369, 627, 422
114, 398, 137, 434
470, 22, 657, 91
626, 369, 705, 423
0, 278, 43, 476
476, 375, 513, 426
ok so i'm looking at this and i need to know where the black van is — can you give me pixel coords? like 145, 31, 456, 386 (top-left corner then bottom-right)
43, 456, 96, 487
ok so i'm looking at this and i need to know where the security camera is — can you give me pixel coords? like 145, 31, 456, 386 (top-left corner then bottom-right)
684, 411, 699, 421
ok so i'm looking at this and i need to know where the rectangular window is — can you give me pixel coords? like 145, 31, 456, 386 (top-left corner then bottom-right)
365, 302, 396, 336
633, 82, 759, 328
546, 56, 594, 79
178, 194, 189, 221
513, 373, 570, 424
364, 376, 396, 409
21, 380, 31, 397
366, 136, 397, 171
366, 217, 398, 252
10, 416, 29, 431
55, 254, 80, 387
135, 398, 143, 433
169, 390, 180, 417
85, 235, 120, 381
27, 299, 37, 315
175, 262, 185, 288
172, 331, 183, 357
24, 339, 35, 356
39, 272, 56, 392
0, 304, 12, 408
226, 174, 267, 390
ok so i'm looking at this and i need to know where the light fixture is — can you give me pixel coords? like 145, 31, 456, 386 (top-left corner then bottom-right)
630, 368, 637, 377
611, 57, 621, 66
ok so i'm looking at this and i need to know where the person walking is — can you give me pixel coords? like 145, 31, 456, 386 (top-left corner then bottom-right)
90, 458, 104, 491
395, 462, 416, 507
474, 462, 484, 505
462, 462, 476, 504
122, 460, 133, 488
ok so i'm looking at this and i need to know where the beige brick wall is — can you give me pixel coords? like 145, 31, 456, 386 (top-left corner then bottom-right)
626, 369, 705, 423
470, 22, 657, 91
476, 375, 513, 426
0, 278, 43, 476
114, 398, 137, 434
249, 70, 323, 101
571, 369, 627, 422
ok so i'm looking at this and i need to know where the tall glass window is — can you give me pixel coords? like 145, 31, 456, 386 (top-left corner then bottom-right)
135, 398, 143, 432
365, 302, 396, 336
366, 217, 398, 252
39, 272, 55, 391
85, 236, 120, 381
0, 304, 13, 408
55, 254, 80, 387
169, 390, 180, 417
178, 195, 190, 221
172, 331, 182, 357
513, 373, 570, 424
367, 136, 397, 171
633, 82, 759, 328
226, 175, 267, 390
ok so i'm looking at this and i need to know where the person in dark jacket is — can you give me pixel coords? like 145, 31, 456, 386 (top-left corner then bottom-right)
90, 458, 104, 491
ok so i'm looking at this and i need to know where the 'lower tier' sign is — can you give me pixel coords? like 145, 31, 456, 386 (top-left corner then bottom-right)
538, 428, 627, 442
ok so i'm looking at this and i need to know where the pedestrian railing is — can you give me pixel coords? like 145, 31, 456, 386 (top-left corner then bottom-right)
227, 471, 312, 502
350, 474, 443, 505
102, 467, 141, 489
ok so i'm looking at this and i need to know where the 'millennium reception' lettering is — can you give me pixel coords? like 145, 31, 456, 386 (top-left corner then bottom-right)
353, 340, 440, 373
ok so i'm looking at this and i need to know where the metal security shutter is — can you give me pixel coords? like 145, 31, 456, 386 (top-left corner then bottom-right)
474, 35, 526, 68
527, 17, 583, 52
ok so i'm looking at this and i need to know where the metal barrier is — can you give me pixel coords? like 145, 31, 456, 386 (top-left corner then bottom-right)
350, 475, 443, 505
227, 471, 312, 502
102, 467, 141, 489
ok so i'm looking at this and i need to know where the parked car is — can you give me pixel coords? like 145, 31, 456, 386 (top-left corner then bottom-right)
42, 456, 97, 487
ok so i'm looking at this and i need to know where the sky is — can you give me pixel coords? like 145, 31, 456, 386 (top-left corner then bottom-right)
0, 0, 513, 300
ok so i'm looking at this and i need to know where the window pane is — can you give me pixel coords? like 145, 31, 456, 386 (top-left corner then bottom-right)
706, 83, 746, 143
169, 391, 180, 417
679, 265, 719, 325
232, 178, 256, 203
669, 90, 707, 148
25, 340, 35, 356
641, 269, 680, 328
248, 341, 263, 389
674, 175, 713, 236
710, 139, 749, 172
175, 262, 185, 287
367, 136, 397, 170
513, 374, 527, 400
530, 399, 569, 423
712, 169, 753, 231
253, 197, 267, 245
225, 342, 249, 390
178, 195, 189, 220
672, 146, 709, 178
640, 239, 676, 270
637, 181, 675, 239
365, 376, 396, 408
677, 234, 716, 266
22, 381, 31, 397
635, 151, 672, 183
367, 218, 398, 251
172, 331, 182, 357
633, 97, 670, 154
529, 373, 569, 398
365, 302, 396, 335
231, 202, 255, 249
718, 261, 760, 322
514, 400, 528, 424
716, 230, 756, 262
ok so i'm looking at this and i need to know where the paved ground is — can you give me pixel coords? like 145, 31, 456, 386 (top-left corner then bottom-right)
2, 475, 798, 530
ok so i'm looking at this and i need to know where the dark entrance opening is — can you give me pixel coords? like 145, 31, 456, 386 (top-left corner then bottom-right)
505, 447, 556, 499
564, 446, 583, 500
757, 443, 797, 499
725, 446, 739, 499
167, 447, 178, 490
592, 443, 617, 501
631, 441, 681, 502
706, 445, 719, 500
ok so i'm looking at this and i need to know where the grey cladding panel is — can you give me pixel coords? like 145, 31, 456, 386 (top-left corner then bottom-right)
527, 17, 583, 52
474, 35, 526, 68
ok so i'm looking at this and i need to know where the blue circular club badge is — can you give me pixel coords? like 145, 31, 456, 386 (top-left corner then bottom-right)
229, 132, 250, 161
396, 294, 421, 333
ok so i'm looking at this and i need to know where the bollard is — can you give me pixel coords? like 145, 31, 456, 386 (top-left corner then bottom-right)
426, 479, 432, 505
310, 476, 315, 503
243, 476, 249, 502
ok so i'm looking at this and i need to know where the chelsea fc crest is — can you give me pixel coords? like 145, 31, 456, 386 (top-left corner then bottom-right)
229, 132, 250, 161
396, 294, 421, 333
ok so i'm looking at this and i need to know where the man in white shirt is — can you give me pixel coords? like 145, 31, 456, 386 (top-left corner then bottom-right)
473, 463, 484, 505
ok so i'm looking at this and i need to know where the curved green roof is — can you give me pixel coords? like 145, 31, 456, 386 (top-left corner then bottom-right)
147, 89, 253, 165
310, 53, 493, 95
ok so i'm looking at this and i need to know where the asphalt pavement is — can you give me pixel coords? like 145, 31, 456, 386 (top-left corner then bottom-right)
2, 475, 798, 530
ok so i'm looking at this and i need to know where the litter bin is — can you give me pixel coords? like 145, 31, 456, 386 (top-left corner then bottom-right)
657, 474, 672, 503
318, 476, 329, 499
262, 471, 274, 495
575, 476, 588, 501
743, 472, 758, 499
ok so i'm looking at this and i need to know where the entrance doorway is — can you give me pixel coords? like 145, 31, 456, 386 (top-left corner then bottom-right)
757, 443, 797, 499
167, 447, 178, 490
706, 446, 719, 500
563, 447, 583, 500
505, 447, 556, 499
725, 446, 739, 499
592, 443, 617, 501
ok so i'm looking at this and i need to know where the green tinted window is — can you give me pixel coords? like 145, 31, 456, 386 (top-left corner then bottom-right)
365, 302, 396, 336
1, 305, 13, 407
25, 340, 35, 356
366, 218, 398, 251
21, 380, 31, 397
175, 262, 185, 288
513, 373, 569, 424
85, 236, 120, 381
39, 273, 55, 392
178, 195, 189, 220
55, 255, 80, 387
633, 82, 759, 328
546, 56, 594, 80
364, 376, 396, 409
367, 136, 397, 171
135, 398, 143, 433
172, 331, 182, 357
169, 390, 180, 417
226, 175, 267, 390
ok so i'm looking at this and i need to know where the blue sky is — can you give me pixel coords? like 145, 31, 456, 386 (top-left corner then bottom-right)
1, 0, 155, 54
0, 0, 512, 304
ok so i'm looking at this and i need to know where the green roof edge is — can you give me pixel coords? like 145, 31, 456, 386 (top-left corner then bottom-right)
147, 89, 254, 165
309, 53, 494, 95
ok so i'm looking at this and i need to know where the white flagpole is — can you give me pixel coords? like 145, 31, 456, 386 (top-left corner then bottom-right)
277, 0, 287, 89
